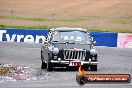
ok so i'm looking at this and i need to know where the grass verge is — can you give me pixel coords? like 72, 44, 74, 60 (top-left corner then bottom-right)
0, 24, 51, 29
0, 24, 132, 33
88, 28, 132, 33
0, 67, 10, 75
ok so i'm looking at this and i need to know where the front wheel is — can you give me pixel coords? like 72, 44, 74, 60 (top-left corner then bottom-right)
41, 61, 47, 69
47, 62, 53, 71
47, 55, 53, 71
41, 53, 47, 69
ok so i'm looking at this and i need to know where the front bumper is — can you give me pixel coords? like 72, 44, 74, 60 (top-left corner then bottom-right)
50, 59, 98, 65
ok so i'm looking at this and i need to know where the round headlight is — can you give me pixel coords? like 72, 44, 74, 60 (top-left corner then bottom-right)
90, 49, 97, 55
53, 48, 59, 55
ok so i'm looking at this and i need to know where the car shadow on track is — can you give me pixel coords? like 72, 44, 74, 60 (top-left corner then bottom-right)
42, 67, 92, 72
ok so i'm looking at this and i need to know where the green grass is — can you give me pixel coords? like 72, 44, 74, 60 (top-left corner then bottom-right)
0, 15, 132, 33
55, 16, 88, 22
0, 66, 17, 75
0, 15, 93, 22
0, 15, 51, 22
88, 28, 132, 33
109, 17, 132, 24
57, 18, 83, 22
0, 67, 9, 75
15, 17, 51, 22
0, 15, 132, 23
0, 24, 51, 29
0, 15, 9, 18
1, 24, 132, 33
0, 15, 86, 22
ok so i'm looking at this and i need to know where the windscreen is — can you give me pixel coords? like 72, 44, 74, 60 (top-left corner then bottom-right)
51, 31, 90, 44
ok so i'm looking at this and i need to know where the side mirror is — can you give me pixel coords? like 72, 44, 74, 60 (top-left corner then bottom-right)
91, 37, 94, 42
44, 40, 48, 44
43, 41, 48, 48
93, 41, 96, 45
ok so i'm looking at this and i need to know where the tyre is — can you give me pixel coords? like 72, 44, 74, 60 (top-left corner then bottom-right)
47, 62, 53, 71
47, 55, 53, 71
41, 61, 47, 69
41, 51, 47, 69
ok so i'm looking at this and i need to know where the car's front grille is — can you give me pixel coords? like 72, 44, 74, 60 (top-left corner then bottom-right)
64, 49, 86, 60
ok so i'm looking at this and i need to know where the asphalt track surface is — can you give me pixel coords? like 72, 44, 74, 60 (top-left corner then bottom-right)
0, 42, 132, 88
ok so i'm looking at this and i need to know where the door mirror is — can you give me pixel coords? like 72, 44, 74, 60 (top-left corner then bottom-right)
91, 37, 93, 41
43, 40, 48, 48
93, 41, 96, 45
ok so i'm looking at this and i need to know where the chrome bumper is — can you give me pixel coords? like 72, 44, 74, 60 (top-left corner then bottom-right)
50, 59, 98, 65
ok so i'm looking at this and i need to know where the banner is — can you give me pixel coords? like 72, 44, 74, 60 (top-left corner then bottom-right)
90, 32, 118, 47
117, 33, 132, 48
0, 28, 48, 43
0, 28, 119, 47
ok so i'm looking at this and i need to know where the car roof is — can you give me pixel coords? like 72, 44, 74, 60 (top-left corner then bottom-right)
50, 27, 87, 32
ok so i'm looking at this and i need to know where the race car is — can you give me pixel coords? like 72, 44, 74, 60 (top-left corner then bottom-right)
41, 27, 98, 71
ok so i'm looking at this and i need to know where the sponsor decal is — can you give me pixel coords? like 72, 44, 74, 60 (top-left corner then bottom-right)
76, 66, 131, 85
117, 33, 132, 48
0, 29, 48, 43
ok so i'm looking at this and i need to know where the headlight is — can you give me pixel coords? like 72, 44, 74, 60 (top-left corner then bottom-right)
90, 49, 97, 55
53, 48, 59, 55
